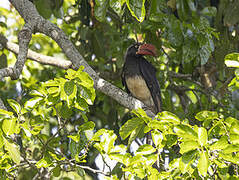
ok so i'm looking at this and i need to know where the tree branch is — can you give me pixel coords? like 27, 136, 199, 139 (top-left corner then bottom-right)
0, 98, 7, 110
0, 34, 72, 69
12, 24, 32, 79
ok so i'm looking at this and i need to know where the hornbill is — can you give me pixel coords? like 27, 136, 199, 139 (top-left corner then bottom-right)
122, 43, 162, 114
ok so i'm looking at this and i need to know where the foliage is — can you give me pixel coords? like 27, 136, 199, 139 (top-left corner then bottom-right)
1, 0, 239, 179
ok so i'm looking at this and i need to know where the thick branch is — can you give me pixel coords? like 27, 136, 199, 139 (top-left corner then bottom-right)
0, 34, 72, 69
12, 24, 32, 79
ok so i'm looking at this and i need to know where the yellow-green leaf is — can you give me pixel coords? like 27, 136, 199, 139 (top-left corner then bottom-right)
198, 127, 207, 146
3, 138, 21, 165
136, 144, 156, 155
7, 99, 21, 114
225, 53, 239, 67
0, 109, 13, 117
198, 150, 209, 177
180, 140, 199, 154
210, 136, 228, 150
2, 118, 17, 135
119, 118, 144, 140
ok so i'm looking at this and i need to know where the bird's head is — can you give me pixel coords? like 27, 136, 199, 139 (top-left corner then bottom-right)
126, 43, 157, 57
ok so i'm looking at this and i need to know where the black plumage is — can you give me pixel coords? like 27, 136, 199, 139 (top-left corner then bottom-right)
122, 43, 162, 113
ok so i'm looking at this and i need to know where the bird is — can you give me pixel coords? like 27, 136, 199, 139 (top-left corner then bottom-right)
122, 43, 162, 114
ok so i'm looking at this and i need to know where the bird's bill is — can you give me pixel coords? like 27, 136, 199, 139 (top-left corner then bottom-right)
136, 43, 157, 57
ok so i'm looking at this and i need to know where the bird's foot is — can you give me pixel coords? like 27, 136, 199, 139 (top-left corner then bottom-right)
142, 105, 155, 118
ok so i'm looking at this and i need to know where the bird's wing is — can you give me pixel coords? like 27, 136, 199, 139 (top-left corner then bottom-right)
121, 64, 130, 94
139, 58, 162, 113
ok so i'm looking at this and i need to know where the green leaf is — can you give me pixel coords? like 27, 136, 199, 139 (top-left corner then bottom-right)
201, 7, 217, 17
164, 17, 183, 48
182, 149, 197, 164
76, 167, 85, 177
36, 155, 52, 168
94, 0, 109, 21
59, 79, 68, 101
230, 134, 239, 144
93, 129, 117, 154
111, 144, 127, 153
47, 87, 59, 95
53, 8, 63, 19
230, 121, 239, 135
176, 0, 192, 21
69, 140, 78, 158
119, 118, 144, 140
0, 130, 3, 149
109, 153, 131, 166
105, 132, 117, 154
0, 21, 7, 29
65, 69, 76, 79
195, 111, 218, 121
148, 120, 164, 131
52, 165, 61, 177
165, 134, 177, 147
110, 0, 122, 15
199, 43, 212, 65
219, 153, 239, 164
84, 130, 94, 141
198, 150, 209, 177
180, 140, 199, 154
74, 98, 88, 111
24, 97, 43, 110
179, 156, 193, 174
79, 86, 95, 105
151, 130, 163, 148
157, 111, 180, 124
49, 152, 65, 161
78, 121, 95, 132
128, 122, 145, 146
222, 144, 239, 154
34, 0, 52, 19
226, 60, 239, 68
74, 67, 95, 104
144, 154, 158, 166
64, 80, 75, 96
0, 109, 13, 118
43, 79, 59, 87
3, 138, 20, 165
61, 79, 77, 106
55, 102, 72, 119
198, 127, 207, 146
2, 118, 17, 135
7, 99, 21, 114
92, 128, 108, 141
225, 53, 239, 67
133, 108, 150, 119
126, 0, 146, 22
29, 89, 46, 97
68, 134, 81, 143
225, 117, 238, 127
182, 36, 198, 63
210, 136, 228, 150
174, 124, 197, 140
136, 144, 155, 155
